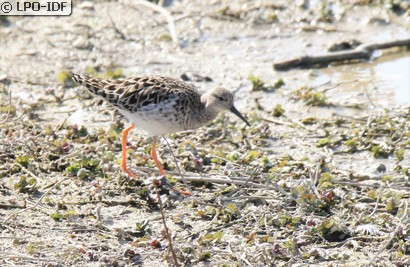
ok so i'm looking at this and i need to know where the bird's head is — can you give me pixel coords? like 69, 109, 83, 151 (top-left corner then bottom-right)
203, 87, 250, 126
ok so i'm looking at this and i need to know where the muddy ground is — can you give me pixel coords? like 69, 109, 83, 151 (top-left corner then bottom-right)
1, 0, 410, 266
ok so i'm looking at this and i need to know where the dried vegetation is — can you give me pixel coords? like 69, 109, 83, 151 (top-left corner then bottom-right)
1, 0, 410, 266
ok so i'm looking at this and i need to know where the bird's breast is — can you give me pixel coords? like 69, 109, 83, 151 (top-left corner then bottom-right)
117, 100, 186, 135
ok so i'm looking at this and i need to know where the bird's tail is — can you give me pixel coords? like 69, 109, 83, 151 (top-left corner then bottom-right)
70, 72, 110, 97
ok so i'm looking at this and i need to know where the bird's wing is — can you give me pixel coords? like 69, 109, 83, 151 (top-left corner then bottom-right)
71, 73, 199, 113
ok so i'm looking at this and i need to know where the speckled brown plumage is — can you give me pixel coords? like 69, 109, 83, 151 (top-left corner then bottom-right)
71, 74, 197, 111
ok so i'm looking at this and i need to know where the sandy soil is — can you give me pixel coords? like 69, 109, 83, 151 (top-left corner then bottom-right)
1, 0, 410, 266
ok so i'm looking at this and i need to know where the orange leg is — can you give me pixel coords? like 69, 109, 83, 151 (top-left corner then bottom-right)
151, 136, 192, 196
150, 136, 166, 176
122, 131, 191, 196
121, 124, 138, 178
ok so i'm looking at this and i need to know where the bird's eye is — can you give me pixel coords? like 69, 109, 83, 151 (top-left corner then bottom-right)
217, 96, 225, 101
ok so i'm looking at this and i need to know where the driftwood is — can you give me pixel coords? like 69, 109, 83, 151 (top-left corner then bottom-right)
273, 38, 410, 71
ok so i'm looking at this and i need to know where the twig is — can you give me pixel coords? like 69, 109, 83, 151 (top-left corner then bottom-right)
222, 167, 260, 198
123, 0, 178, 46
369, 186, 383, 217
15, 162, 41, 181
54, 113, 69, 131
261, 117, 294, 127
0, 236, 27, 240
106, 9, 136, 42
331, 113, 368, 122
262, 116, 309, 131
273, 38, 410, 70
0, 203, 26, 209
162, 135, 193, 195
319, 79, 359, 93
306, 164, 321, 199
362, 84, 377, 108
0, 253, 56, 262
156, 189, 179, 267
376, 200, 408, 256
61, 199, 145, 207
1, 87, 12, 123
4, 176, 70, 223
172, 174, 295, 201
334, 180, 410, 190
222, 195, 281, 202
6, 76, 50, 86
212, 3, 284, 21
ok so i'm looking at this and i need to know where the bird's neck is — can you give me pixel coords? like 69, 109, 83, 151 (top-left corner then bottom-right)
194, 96, 219, 125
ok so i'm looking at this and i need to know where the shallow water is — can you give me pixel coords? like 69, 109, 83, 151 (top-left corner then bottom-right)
312, 52, 410, 107
371, 54, 410, 105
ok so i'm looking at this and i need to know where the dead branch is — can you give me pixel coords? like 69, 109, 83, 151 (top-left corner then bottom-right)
0, 253, 56, 262
0, 87, 12, 123
3, 176, 70, 223
156, 189, 179, 267
376, 200, 408, 259
273, 38, 410, 71
122, 0, 178, 46
172, 174, 295, 201
106, 9, 137, 42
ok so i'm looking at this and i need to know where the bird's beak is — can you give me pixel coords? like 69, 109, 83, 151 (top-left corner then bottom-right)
230, 106, 250, 126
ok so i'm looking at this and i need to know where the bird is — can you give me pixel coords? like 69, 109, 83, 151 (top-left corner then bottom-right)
70, 73, 250, 193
